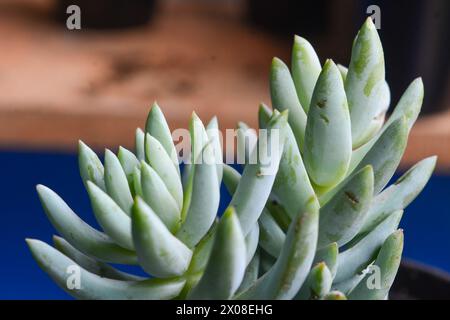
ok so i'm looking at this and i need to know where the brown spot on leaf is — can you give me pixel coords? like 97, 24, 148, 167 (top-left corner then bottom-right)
317, 99, 327, 108
345, 191, 359, 208
320, 114, 329, 124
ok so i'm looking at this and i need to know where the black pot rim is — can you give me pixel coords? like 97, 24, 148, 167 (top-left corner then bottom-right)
391, 258, 450, 299
401, 258, 450, 283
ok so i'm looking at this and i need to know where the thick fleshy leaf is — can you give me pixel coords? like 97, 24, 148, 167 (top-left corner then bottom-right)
291, 35, 322, 113
304, 59, 352, 187
273, 122, 319, 219
132, 166, 143, 197
360, 156, 436, 234
270, 58, 307, 150
78, 141, 105, 191
259, 250, 277, 276
265, 199, 291, 232
314, 242, 338, 278
176, 221, 218, 299
104, 149, 134, 215
353, 117, 408, 194
140, 161, 181, 232
36, 185, 137, 264
86, 181, 134, 250
349, 78, 424, 174
229, 111, 288, 236
132, 198, 192, 278
181, 162, 192, 189
145, 134, 183, 210
318, 165, 374, 248
176, 143, 220, 248
27, 239, 185, 299
258, 103, 272, 129
334, 210, 402, 283
145, 102, 179, 173
206, 116, 223, 184
337, 64, 348, 81
222, 164, 240, 195
323, 117, 408, 206
222, 164, 292, 234
349, 230, 403, 300
348, 88, 391, 173
185, 221, 218, 276
259, 209, 285, 258
385, 77, 424, 131
53, 236, 143, 281
188, 207, 246, 299
117, 146, 140, 187
236, 121, 257, 165
179, 113, 209, 222
237, 251, 260, 294
189, 112, 209, 165
222, 164, 292, 233
135, 128, 145, 161
245, 223, 260, 265
332, 272, 365, 295
346, 17, 386, 148
296, 262, 332, 299
238, 209, 319, 299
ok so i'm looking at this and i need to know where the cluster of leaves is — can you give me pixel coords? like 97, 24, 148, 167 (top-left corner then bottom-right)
27, 18, 435, 300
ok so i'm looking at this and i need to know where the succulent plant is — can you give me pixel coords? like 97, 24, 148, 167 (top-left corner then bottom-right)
222, 17, 435, 300
27, 18, 435, 300
26, 101, 291, 299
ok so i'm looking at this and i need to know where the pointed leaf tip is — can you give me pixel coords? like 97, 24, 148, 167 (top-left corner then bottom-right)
304, 57, 351, 187
188, 206, 246, 299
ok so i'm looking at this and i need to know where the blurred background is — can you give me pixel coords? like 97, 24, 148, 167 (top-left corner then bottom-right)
0, 0, 449, 299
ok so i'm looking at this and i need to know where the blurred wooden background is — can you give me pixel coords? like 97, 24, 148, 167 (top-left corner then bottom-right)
0, 0, 449, 171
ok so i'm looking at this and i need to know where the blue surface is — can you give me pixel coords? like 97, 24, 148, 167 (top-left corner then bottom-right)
1, 149, 449, 299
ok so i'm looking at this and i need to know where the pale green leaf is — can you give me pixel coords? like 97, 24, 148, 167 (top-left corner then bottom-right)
318, 165, 373, 248
296, 262, 332, 299
304, 59, 352, 187
86, 181, 134, 250
206, 116, 223, 184
238, 208, 319, 299
78, 140, 105, 191
245, 223, 260, 265
353, 117, 408, 194
291, 35, 321, 113
53, 236, 143, 281
145, 134, 183, 210
349, 230, 403, 300
346, 18, 386, 148
258, 103, 272, 129
176, 143, 220, 248
270, 58, 306, 150
117, 146, 140, 187
314, 242, 338, 278
140, 161, 181, 232
334, 210, 402, 283
104, 149, 134, 215
135, 128, 145, 161
132, 198, 192, 278
145, 102, 179, 174
273, 122, 319, 219
259, 209, 285, 258
188, 207, 246, 299
36, 185, 137, 264
360, 156, 436, 234
229, 111, 288, 236
27, 239, 185, 299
